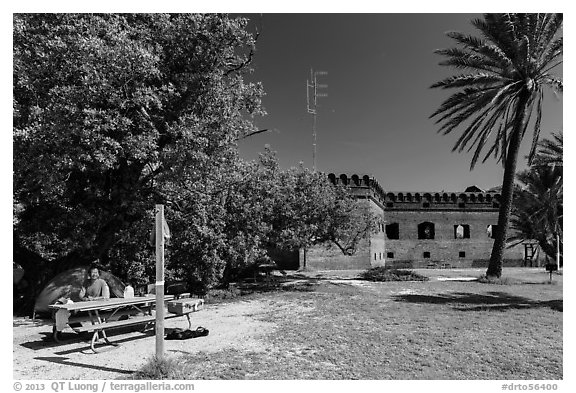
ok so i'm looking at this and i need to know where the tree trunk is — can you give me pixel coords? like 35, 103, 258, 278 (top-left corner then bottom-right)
538, 238, 557, 264
487, 91, 531, 278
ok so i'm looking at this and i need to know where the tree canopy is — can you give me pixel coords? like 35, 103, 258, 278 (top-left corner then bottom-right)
13, 14, 377, 312
14, 14, 264, 268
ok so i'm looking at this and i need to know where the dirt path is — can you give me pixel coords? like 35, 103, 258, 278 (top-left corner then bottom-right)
13, 299, 276, 380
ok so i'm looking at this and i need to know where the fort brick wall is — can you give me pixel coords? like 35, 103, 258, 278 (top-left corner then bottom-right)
383, 210, 525, 268
300, 239, 372, 270
299, 173, 539, 271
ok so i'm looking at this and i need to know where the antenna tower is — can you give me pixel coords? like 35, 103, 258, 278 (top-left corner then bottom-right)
306, 68, 328, 172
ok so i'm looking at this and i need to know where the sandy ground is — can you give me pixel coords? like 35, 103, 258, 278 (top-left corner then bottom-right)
13, 267, 553, 380
13, 299, 278, 380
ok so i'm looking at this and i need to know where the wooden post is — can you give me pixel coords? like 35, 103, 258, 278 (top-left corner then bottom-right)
557, 233, 561, 272
155, 204, 165, 359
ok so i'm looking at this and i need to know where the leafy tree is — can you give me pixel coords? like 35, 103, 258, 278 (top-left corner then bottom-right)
164, 151, 275, 290
509, 132, 562, 266
13, 13, 379, 313
13, 13, 265, 307
163, 148, 380, 288
430, 14, 563, 278
267, 164, 381, 269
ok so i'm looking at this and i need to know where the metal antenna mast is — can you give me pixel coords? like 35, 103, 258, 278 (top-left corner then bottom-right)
307, 68, 327, 172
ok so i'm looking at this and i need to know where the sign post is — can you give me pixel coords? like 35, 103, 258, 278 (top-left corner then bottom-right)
545, 262, 558, 283
155, 204, 165, 359
557, 233, 561, 272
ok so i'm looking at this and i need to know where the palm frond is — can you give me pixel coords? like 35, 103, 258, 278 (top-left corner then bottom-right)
527, 89, 544, 164
431, 85, 498, 116
458, 91, 514, 152
518, 35, 531, 68
436, 48, 502, 73
453, 108, 493, 152
470, 114, 513, 169
526, 13, 539, 45
481, 110, 513, 164
466, 97, 514, 158
431, 87, 498, 126
475, 14, 519, 62
445, 31, 485, 50
430, 73, 505, 89
540, 13, 563, 53
476, 43, 514, 70
435, 97, 494, 136
445, 31, 514, 70
538, 36, 562, 72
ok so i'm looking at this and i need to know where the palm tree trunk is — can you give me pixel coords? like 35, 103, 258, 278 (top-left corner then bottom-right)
486, 91, 531, 278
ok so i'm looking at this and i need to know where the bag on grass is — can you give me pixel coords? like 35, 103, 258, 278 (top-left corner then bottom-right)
165, 327, 209, 340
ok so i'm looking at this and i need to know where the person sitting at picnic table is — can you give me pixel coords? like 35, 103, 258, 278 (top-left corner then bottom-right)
79, 265, 110, 301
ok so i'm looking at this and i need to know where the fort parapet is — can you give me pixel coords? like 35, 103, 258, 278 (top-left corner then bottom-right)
328, 173, 501, 211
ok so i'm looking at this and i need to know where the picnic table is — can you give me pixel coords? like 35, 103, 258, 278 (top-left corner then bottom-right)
49, 295, 203, 353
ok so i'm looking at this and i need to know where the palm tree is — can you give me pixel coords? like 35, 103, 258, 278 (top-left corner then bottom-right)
509, 164, 562, 267
532, 131, 563, 169
509, 131, 563, 267
430, 14, 563, 278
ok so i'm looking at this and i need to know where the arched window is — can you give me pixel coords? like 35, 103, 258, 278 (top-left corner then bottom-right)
454, 224, 470, 239
418, 222, 435, 239
487, 225, 499, 239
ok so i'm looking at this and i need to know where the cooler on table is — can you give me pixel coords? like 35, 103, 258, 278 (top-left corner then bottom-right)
167, 298, 204, 315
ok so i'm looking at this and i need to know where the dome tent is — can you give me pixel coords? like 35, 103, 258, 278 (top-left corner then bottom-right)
34, 266, 125, 315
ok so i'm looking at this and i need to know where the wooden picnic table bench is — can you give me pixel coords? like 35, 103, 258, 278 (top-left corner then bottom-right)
49, 295, 204, 353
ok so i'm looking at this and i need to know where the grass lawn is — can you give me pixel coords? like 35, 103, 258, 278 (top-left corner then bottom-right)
134, 268, 562, 380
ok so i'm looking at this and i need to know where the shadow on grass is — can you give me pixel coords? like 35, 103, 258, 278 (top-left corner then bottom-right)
19, 325, 156, 353
34, 356, 134, 375
393, 291, 562, 312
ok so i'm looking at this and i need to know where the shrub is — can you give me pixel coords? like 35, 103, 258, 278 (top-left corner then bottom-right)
204, 286, 243, 303
359, 267, 429, 282
132, 355, 187, 380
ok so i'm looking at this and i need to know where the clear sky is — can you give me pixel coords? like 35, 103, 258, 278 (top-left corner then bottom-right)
237, 13, 563, 192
